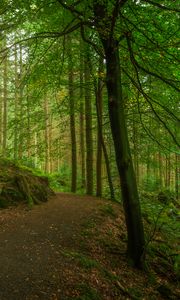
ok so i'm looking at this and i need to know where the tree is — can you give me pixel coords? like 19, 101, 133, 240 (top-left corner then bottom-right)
84, 44, 94, 195
54, 0, 179, 267
68, 36, 77, 193
2, 58, 8, 156
1, 0, 179, 268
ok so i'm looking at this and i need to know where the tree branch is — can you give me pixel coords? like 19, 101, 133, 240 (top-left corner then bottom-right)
109, 0, 128, 41
126, 36, 180, 148
0, 21, 83, 55
141, 0, 180, 13
56, 0, 84, 19
80, 24, 104, 57
125, 33, 180, 93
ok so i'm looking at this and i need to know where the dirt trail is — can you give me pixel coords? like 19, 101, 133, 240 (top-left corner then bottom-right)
0, 192, 105, 300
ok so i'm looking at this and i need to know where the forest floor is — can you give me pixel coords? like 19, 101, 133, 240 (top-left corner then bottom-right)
0, 192, 179, 300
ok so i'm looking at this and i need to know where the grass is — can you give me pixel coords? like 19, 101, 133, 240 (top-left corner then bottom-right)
74, 283, 101, 300
100, 203, 118, 218
61, 250, 100, 269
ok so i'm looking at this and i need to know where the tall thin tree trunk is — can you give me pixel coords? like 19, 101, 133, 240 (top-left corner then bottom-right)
48, 114, 53, 173
146, 145, 150, 187
68, 38, 77, 192
84, 46, 93, 195
2, 50, 8, 156
44, 96, 50, 173
26, 87, 31, 159
95, 58, 115, 200
0, 93, 2, 153
165, 154, 170, 188
175, 153, 179, 200
158, 151, 163, 188
34, 131, 38, 167
168, 153, 171, 188
79, 42, 86, 188
18, 44, 24, 160
132, 108, 139, 185
96, 58, 103, 197
14, 44, 18, 160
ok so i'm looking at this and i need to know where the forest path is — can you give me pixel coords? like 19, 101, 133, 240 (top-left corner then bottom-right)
0, 192, 110, 300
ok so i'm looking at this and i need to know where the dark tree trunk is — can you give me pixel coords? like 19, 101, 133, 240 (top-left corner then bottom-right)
68, 39, 77, 192
84, 46, 93, 195
26, 86, 31, 159
79, 41, 86, 188
132, 107, 139, 185
175, 153, 179, 201
158, 150, 163, 188
14, 43, 18, 160
95, 57, 115, 200
102, 39, 145, 268
18, 44, 24, 160
96, 57, 103, 197
44, 96, 50, 173
2, 50, 8, 156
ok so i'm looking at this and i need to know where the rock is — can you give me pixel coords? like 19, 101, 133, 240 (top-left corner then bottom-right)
0, 158, 54, 208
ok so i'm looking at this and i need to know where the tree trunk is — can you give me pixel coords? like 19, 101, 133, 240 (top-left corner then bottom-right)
68, 38, 77, 192
48, 114, 53, 173
132, 107, 139, 185
2, 46, 8, 156
175, 153, 179, 200
0, 90, 2, 153
84, 46, 93, 195
102, 39, 145, 268
158, 151, 162, 188
146, 145, 150, 187
94, 57, 115, 200
14, 44, 18, 160
79, 41, 86, 188
44, 96, 50, 173
96, 58, 103, 197
26, 86, 31, 159
18, 44, 24, 160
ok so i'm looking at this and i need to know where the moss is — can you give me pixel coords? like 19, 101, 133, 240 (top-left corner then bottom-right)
62, 251, 100, 269
100, 204, 118, 218
0, 158, 54, 208
75, 283, 101, 300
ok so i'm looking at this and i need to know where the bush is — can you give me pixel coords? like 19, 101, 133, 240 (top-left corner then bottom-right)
142, 175, 162, 192
157, 189, 176, 205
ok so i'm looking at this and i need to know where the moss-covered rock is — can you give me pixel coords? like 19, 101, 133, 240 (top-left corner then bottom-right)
0, 158, 54, 208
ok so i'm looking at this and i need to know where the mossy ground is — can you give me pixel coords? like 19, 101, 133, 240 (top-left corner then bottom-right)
0, 158, 54, 208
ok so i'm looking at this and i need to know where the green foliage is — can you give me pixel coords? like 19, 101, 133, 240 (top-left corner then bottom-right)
18, 157, 37, 169
157, 189, 176, 205
174, 254, 180, 279
141, 191, 179, 281
48, 172, 68, 192
27, 196, 34, 209
142, 175, 162, 192
101, 269, 119, 282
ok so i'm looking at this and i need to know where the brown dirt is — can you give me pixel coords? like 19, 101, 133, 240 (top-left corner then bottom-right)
0, 193, 179, 300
